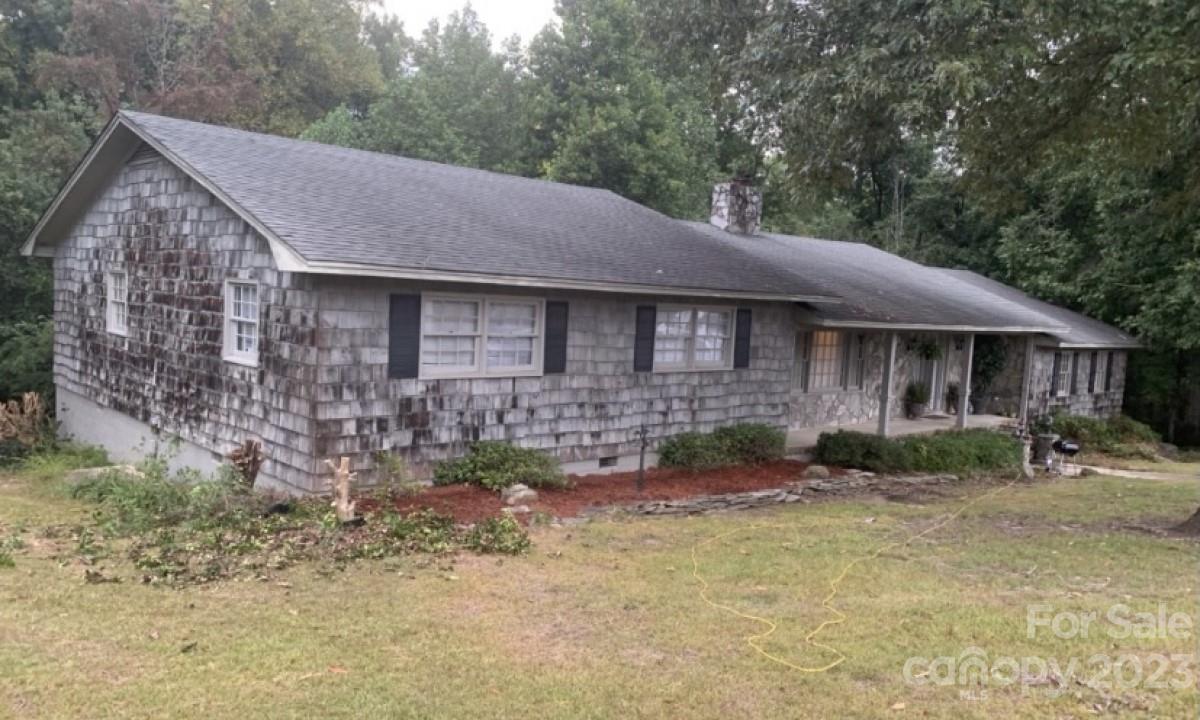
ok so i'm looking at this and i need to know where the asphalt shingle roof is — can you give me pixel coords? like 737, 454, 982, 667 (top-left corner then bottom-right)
120, 111, 831, 300
684, 222, 1067, 332
939, 269, 1139, 347
103, 112, 1132, 340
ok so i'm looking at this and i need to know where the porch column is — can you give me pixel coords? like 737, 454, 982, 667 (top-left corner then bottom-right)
878, 331, 898, 437
957, 333, 975, 429
1018, 335, 1036, 430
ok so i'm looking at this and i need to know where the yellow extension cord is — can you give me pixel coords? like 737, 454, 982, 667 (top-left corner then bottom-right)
689, 476, 1022, 674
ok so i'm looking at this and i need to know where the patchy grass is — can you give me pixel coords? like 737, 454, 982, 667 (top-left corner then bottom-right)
0, 464, 1197, 718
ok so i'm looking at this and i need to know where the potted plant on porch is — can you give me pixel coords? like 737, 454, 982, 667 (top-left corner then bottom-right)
904, 381, 931, 419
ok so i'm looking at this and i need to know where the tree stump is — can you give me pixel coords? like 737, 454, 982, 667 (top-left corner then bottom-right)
324, 457, 358, 524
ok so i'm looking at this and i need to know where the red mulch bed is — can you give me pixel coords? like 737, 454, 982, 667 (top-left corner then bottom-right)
358, 460, 829, 524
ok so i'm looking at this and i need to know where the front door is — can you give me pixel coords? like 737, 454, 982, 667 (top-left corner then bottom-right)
915, 336, 949, 415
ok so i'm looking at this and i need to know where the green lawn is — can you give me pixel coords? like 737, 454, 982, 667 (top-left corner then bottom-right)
1, 466, 1197, 719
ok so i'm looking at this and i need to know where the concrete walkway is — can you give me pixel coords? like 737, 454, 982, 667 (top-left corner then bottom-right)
786, 414, 1015, 450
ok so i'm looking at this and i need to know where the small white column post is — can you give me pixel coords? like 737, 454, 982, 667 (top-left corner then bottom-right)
957, 333, 975, 429
878, 331, 898, 437
1018, 335, 1036, 431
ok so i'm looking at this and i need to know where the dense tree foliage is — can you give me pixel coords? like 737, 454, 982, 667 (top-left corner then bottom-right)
0, 0, 1196, 441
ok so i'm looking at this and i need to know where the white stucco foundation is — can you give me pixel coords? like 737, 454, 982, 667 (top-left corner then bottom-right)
56, 385, 225, 478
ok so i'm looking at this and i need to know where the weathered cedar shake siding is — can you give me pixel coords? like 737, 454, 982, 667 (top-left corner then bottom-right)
52, 148, 320, 492
314, 276, 794, 481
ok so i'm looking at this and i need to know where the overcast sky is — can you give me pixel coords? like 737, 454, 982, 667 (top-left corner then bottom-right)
380, 0, 558, 46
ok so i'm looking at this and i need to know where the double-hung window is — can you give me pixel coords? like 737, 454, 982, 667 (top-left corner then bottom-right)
794, 330, 866, 392
420, 295, 543, 378
1052, 351, 1071, 397
223, 280, 259, 366
106, 271, 128, 336
807, 330, 843, 390
652, 306, 733, 370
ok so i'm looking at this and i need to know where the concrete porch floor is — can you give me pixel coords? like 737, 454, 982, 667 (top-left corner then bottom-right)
786, 414, 1016, 451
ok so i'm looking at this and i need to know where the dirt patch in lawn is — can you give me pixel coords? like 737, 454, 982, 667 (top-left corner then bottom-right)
360, 460, 823, 523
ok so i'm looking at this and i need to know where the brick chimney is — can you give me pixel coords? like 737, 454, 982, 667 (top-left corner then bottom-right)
709, 180, 763, 235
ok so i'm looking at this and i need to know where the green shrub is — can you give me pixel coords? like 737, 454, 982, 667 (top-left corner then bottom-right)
1044, 413, 1161, 453
1106, 415, 1159, 444
658, 423, 787, 470
463, 515, 531, 555
899, 430, 1022, 474
814, 431, 909, 473
712, 424, 787, 464
657, 432, 732, 470
814, 429, 1021, 474
432, 441, 568, 490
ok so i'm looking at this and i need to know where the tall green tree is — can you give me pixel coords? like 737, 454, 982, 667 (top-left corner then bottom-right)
304, 7, 527, 173
0, 92, 99, 398
526, 0, 719, 218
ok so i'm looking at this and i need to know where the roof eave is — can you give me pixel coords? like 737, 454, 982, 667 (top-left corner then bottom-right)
20, 112, 309, 273
799, 316, 1069, 335
296, 259, 841, 303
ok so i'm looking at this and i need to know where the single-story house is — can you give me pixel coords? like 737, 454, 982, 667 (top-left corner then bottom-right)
21, 111, 1139, 493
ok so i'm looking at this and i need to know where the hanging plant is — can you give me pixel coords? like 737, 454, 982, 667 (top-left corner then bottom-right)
914, 338, 942, 360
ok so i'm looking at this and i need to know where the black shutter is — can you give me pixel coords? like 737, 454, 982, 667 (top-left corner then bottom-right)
544, 301, 569, 374
1104, 351, 1115, 391
1088, 351, 1098, 393
633, 305, 656, 372
1070, 352, 1080, 395
1051, 352, 1062, 395
733, 308, 752, 369
388, 294, 421, 379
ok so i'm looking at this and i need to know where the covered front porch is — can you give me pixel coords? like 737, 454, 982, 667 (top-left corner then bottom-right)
786, 413, 1016, 451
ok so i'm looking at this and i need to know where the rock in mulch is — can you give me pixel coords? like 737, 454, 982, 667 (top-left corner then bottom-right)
500, 483, 538, 506
64, 465, 144, 485
802, 464, 831, 479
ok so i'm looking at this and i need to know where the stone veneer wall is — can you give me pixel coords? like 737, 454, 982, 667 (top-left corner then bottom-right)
52, 147, 320, 492
787, 330, 974, 428
311, 277, 795, 480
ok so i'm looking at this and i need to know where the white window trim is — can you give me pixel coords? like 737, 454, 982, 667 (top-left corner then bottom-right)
418, 293, 545, 380
652, 304, 735, 372
223, 279, 260, 367
105, 270, 129, 337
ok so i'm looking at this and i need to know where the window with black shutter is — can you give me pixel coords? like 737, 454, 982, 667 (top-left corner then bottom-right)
1088, 351, 1098, 393
733, 308, 752, 369
633, 305, 656, 372
388, 294, 422, 379
543, 301, 569, 374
